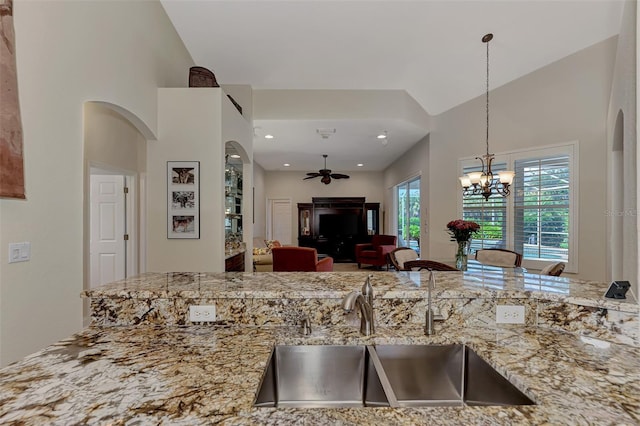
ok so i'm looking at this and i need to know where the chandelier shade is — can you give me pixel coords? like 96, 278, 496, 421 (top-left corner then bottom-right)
459, 33, 514, 201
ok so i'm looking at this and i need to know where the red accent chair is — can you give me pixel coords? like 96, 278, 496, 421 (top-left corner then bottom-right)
271, 247, 334, 272
355, 235, 397, 270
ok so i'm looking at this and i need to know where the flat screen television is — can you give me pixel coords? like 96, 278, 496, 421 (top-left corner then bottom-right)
319, 214, 359, 237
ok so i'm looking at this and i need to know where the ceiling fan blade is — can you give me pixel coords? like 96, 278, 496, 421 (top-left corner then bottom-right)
331, 174, 350, 179
306, 172, 320, 176
303, 175, 320, 180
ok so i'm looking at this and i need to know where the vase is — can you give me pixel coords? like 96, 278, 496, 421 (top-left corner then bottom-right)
455, 240, 470, 271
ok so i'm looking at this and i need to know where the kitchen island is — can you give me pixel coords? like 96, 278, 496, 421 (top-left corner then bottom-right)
0, 270, 639, 425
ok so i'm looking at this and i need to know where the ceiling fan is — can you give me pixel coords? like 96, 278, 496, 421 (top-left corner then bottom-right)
303, 154, 350, 185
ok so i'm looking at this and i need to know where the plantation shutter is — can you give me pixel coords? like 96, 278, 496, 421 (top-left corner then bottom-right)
461, 162, 508, 254
513, 155, 570, 262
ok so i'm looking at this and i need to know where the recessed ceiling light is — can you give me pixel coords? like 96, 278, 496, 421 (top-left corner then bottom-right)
230, 154, 241, 159
377, 132, 387, 139
283, 163, 290, 167
357, 163, 364, 167
265, 134, 274, 139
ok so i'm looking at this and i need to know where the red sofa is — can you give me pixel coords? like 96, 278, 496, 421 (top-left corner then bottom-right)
271, 247, 334, 272
355, 235, 397, 270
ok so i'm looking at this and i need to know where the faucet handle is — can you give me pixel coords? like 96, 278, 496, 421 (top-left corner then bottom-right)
362, 274, 374, 305
299, 315, 312, 335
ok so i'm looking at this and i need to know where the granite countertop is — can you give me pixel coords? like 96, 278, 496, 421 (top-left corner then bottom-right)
1, 271, 639, 424
1, 323, 639, 425
224, 247, 245, 260
83, 270, 639, 314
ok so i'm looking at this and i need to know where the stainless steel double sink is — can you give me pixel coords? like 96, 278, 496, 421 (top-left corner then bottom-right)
254, 344, 534, 408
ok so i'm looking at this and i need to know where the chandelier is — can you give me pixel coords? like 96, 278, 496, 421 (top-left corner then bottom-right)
459, 33, 514, 201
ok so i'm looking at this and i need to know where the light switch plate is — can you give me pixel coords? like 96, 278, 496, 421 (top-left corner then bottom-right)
496, 305, 525, 324
8, 242, 30, 263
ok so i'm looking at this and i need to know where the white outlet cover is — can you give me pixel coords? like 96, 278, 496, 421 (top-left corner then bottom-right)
189, 305, 216, 322
496, 305, 525, 324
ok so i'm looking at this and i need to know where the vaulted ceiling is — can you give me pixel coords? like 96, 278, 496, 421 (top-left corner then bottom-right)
162, 0, 624, 172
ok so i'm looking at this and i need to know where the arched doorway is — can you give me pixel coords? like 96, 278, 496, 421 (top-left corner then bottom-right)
225, 140, 252, 270
83, 101, 155, 323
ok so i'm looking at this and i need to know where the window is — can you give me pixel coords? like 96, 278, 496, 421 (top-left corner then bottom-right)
513, 155, 570, 263
460, 144, 576, 272
396, 177, 421, 254
462, 162, 508, 254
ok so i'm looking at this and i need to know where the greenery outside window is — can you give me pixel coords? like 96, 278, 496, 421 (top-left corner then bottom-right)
396, 176, 421, 254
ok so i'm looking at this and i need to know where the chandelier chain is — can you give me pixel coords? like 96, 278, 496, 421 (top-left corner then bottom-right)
459, 32, 513, 201
485, 36, 490, 157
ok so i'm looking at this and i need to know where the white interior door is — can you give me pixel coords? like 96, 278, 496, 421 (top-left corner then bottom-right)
90, 175, 125, 288
268, 198, 292, 245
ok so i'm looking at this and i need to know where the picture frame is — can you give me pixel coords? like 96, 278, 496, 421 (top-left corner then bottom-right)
167, 161, 200, 239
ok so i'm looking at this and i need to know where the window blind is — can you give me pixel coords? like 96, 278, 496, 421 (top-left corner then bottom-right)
461, 162, 507, 253
513, 155, 570, 261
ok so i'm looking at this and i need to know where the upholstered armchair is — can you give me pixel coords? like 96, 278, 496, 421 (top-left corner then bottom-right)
475, 248, 522, 267
355, 235, 397, 270
389, 247, 419, 271
271, 247, 334, 272
403, 260, 459, 271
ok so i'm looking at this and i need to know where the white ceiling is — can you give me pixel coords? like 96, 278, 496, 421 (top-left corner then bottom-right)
162, 0, 624, 172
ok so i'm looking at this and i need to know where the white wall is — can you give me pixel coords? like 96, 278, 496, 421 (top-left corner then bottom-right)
383, 135, 429, 252
427, 37, 617, 281
148, 89, 224, 272
607, 0, 637, 289
1, 1, 193, 366
254, 89, 430, 129
147, 88, 252, 272
264, 171, 384, 244
222, 84, 254, 124
253, 162, 267, 238
84, 103, 147, 173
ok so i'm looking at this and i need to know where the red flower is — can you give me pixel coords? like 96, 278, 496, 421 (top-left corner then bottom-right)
446, 219, 480, 242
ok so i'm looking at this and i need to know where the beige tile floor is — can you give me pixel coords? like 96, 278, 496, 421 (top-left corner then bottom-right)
332, 263, 392, 272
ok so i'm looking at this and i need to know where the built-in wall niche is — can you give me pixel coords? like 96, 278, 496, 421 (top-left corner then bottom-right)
225, 144, 243, 242
224, 141, 249, 272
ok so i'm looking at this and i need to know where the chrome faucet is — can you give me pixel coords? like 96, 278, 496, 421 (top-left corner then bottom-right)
342, 275, 375, 336
425, 270, 445, 335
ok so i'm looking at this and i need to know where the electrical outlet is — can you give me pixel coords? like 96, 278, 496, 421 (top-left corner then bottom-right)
496, 305, 525, 324
189, 305, 216, 323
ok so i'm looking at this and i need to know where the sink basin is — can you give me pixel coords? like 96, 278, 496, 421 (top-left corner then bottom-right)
254, 345, 390, 408
254, 344, 534, 408
374, 344, 534, 407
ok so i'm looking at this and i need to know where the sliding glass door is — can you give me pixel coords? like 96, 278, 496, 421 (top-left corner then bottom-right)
396, 177, 421, 254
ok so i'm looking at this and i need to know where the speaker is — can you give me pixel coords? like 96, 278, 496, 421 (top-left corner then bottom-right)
604, 281, 630, 299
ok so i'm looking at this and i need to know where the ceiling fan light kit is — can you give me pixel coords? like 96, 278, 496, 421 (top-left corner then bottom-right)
303, 154, 350, 185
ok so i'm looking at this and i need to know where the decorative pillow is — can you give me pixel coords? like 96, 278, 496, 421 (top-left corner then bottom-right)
264, 239, 282, 253
253, 247, 269, 256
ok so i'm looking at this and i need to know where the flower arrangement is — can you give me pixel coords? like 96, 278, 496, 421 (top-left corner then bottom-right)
446, 219, 480, 242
